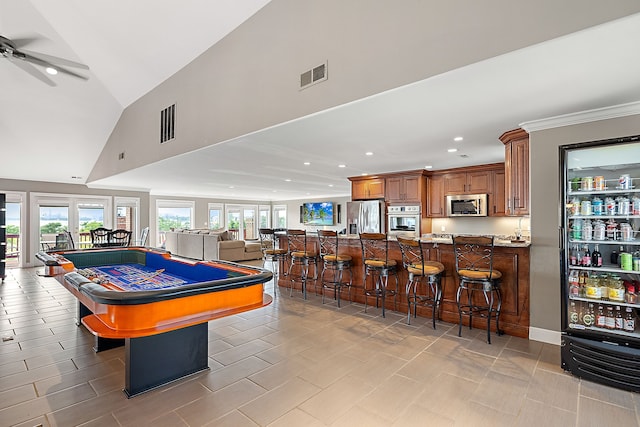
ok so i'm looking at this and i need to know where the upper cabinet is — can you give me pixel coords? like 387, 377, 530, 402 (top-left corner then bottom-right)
426, 174, 446, 217
491, 168, 507, 216
443, 170, 492, 195
351, 177, 385, 200
500, 128, 530, 216
385, 172, 426, 204
426, 163, 504, 218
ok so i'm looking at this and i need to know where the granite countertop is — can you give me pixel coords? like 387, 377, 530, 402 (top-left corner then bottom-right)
338, 233, 531, 247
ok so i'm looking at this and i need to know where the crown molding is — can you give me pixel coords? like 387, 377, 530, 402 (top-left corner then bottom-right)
520, 101, 640, 133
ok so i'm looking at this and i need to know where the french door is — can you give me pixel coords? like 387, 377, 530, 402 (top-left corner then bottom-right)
31, 193, 111, 263
226, 205, 257, 240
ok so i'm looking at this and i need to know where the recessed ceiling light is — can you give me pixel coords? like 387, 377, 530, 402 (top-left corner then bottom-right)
448, 148, 458, 153
365, 152, 373, 156
46, 67, 58, 75
338, 164, 346, 168
285, 179, 292, 182
229, 186, 234, 189
361, 173, 368, 176
454, 136, 463, 142
303, 162, 310, 165
328, 184, 334, 187
424, 165, 433, 169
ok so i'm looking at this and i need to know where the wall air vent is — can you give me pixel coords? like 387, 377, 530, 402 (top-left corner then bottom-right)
160, 103, 176, 144
300, 61, 328, 90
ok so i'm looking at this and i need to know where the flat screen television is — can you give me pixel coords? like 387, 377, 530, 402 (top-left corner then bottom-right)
302, 202, 334, 226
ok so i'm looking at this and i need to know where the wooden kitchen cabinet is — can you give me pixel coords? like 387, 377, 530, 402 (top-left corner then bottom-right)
500, 128, 530, 216
351, 177, 385, 200
385, 173, 425, 204
443, 170, 491, 195
490, 168, 506, 216
426, 174, 446, 217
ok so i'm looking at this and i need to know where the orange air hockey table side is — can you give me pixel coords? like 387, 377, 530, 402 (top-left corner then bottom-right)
36, 247, 273, 397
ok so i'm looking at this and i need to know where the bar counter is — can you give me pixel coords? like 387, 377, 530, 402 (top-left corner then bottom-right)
277, 234, 530, 338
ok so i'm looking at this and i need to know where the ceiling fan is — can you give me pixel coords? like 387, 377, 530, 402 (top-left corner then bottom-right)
0, 34, 89, 86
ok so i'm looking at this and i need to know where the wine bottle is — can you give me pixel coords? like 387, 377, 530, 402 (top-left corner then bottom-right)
591, 244, 602, 268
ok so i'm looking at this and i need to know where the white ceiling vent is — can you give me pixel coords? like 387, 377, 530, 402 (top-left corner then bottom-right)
300, 61, 328, 90
160, 103, 176, 144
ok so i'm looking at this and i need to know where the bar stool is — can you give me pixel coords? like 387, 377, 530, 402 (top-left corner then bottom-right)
396, 236, 445, 328
317, 230, 353, 307
286, 229, 319, 299
452, 235, 503, 344
258, 228, 288, 280
359, 233, 399, 317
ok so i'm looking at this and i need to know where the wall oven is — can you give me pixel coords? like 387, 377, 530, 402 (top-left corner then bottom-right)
445, 194, 488, 217
387, 205, 421, 237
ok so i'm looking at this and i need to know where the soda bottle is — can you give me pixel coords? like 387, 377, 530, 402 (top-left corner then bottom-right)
624, 307, 636, 332
583, 304, 595, 327
596, 305, 606, 328
605, 306, 615, 329
569, 271, 580, 297
615, 306, 624, 330
581, 245, 591, 267
570, 244, 578, 266
569, 301, 579, 326
591, 244, 602, 268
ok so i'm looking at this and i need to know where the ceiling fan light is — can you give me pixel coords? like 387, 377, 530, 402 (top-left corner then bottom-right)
45, 67, 58, 75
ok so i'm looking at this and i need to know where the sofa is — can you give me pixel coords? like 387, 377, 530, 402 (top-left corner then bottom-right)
163, 229, 263, 262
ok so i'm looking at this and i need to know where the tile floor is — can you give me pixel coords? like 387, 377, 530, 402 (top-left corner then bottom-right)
1, 264, 640, 426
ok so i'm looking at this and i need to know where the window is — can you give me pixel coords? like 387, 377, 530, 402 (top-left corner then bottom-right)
225, 204, 257, 240
273, 205, 287, 228
208, 203, 223, 230
156, 200, 194, 246
259, 205, 270, 229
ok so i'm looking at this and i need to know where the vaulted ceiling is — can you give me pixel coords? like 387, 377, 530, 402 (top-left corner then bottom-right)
2, 1, 640, 201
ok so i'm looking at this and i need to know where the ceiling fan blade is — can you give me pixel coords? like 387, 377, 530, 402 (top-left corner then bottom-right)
21, 49, 89, 70
19, 51, 88, 81
9, 37, 40, 49
6, 57, 55, 86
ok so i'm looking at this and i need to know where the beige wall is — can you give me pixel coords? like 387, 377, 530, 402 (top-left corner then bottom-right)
530, 114, 640, 337
88, 0, 640, 183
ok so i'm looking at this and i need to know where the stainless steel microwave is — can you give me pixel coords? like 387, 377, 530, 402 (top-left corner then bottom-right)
446, 194, 488, 217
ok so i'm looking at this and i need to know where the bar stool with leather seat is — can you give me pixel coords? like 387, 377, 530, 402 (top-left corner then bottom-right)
396, 236, 445, 328
259, 228, 288, 280
317, 230, 353, 307
453, 235, 503, 344
286, 229, 319, 299
359, 233, 399, 317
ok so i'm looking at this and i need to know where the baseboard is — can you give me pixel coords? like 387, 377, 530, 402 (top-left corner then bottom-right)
529, 327, 561, 345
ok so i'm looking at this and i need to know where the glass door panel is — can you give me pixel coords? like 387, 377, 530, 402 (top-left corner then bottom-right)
77, 205, 105, 249
39, 205, 69, 250
5, 201, 21, 267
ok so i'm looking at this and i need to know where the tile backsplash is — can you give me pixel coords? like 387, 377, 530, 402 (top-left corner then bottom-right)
429, 216, 530, 240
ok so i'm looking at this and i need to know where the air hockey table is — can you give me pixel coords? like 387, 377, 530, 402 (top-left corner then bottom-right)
36, 247, 272, 397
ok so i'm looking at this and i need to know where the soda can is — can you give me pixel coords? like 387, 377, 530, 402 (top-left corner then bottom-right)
606, 197, 616, 215
619, 174, 632, 190
582, 176, 593, 191
633, 197, 640, 215
618, 197, 630, 216
594, 176, 605, 190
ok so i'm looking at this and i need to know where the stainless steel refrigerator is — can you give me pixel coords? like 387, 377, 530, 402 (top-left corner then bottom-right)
560, 134, 640, 392
346, 200, 384, 234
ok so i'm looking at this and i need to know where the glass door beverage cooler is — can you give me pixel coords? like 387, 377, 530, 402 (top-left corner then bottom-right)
561, 135, 640, 392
